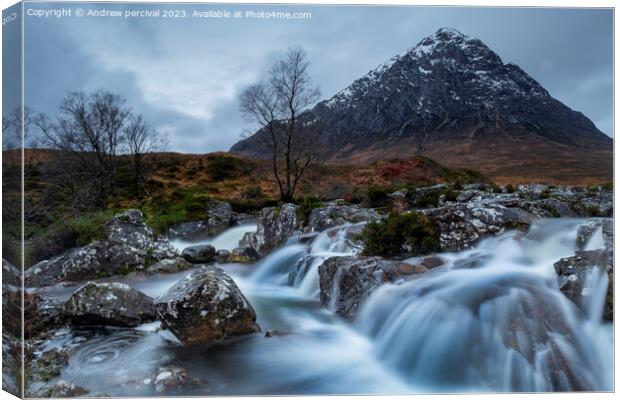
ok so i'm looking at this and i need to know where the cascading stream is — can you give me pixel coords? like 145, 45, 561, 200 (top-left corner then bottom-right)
38, 218, 612, 395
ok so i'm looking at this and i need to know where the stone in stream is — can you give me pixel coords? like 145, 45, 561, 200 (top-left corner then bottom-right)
244, 203, 301, 256
31, 348, 69, 382
228, 246, 259, 263
216, 249, 231, 263
146, 257, 193, 274
181, 244, 216, 263
64, 282, 157, 327
319, 256, 431, 319
154, 266, 260, 346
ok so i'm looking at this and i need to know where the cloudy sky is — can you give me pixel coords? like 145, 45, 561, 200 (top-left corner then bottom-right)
21, 3, 613, 153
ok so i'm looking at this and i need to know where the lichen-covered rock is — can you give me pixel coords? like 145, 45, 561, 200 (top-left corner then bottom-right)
181, 244, 216, 263
319, 256, 428, 319
146, 258, 192, 274
25, 250, 78, 287
228, 246, 259, 263
27, 210, 179, 287
64, 282, 156, 327
154, 266, 260, 346
307, 202, 382, 232
246, 204, 301, 256
168, 200, 233, 241
554, 250, 612, 321
423, 203, 534, 251
63, 241, 147, 281
106, 209, 156, 248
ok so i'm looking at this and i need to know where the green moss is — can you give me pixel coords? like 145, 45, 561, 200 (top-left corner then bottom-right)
296, 196, 324, 226
359, 212, 440, 257
145, 188, 213, 234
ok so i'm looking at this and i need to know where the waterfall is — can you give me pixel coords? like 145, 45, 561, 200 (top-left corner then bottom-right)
353, 219, 612, 392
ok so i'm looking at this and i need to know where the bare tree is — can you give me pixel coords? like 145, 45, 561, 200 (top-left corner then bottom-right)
35, 91, 130, 210
240, 46, 320, 202
123, 114, 168, 199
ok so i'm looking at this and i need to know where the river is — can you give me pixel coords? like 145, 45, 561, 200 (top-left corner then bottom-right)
32, 219, 613, 395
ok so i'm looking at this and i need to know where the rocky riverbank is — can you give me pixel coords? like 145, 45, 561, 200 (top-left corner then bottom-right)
5, 183, 613, 396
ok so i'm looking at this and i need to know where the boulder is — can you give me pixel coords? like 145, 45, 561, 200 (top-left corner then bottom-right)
228, 246, 259, 263
182, 244, 216, 263
246, 204, 301, 256
147, 257, 192, 274
554, 250, 612, 321
318, 256, 427, 319
64, 282, 157, 327
168, 200, 233, 241
151, 365, 208, 394
154, 266, 260, 346
423, 203, 534, 251
26, 210, 178, 287
25, 249, 78, 287
63, 241, 146, 281
307, 202, 382, 232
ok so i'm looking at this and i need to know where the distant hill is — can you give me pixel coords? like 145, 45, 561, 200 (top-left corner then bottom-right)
231, 28, 612, 184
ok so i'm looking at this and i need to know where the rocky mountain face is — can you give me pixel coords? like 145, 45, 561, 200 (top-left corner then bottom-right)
231, 28, 612, 184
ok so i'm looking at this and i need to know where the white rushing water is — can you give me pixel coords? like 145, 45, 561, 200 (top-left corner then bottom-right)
170, 224, 257, 252
43, 218, 612, 395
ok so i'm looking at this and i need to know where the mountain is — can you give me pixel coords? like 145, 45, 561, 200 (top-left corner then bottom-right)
231, 28, 612, 184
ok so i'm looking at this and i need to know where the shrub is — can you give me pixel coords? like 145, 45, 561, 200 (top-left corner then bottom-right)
505, 184, 516, 193
601, 182, 613, 192
205, 154, 253, 181
359, 212, 440, 257
296, 196, 324, 226
443, 189, 460, 202
365, 186, 391, 208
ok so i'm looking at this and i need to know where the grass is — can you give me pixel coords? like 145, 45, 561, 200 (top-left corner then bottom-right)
296, 196, 325, 226
144, 187, 213, 234
358, 212, 440, 257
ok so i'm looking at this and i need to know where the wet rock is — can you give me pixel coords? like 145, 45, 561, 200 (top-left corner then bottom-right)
25, 250, 78, 287
31, 348, 69, 382
319, 256, 427, 319
146, 257, 192, 274
154, 266, 260, 346
307, 202, 382, 232
182, 244, 216, 263
228, 246, 259, 263
33, 380, 90, 397
246, 204, 301, 256
64, 282, 156, 327
168, 200, 233, 241
264, 330, 290, 338
423, 203, 534, 251
554, 250, 612, 321
2, 259, 20, 287
216, 249, 231, 263
152, 365, 208, 394
25, 295, 66, 339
